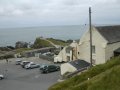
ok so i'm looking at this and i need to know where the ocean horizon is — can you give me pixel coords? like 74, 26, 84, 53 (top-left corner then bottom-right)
0, 25, 88, 47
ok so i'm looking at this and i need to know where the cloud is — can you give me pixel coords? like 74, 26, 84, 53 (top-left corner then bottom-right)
0, 0, 120, 27
0, 0, 117, 17
0, 0, 117, 15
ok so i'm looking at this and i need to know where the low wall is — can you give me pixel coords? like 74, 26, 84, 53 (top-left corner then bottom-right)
39, 54, 54, 62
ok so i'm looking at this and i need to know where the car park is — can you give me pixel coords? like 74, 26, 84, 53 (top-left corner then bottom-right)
0, 74, 4, 80
15, 59, 22, 65
0, 57, 60, 90
40, 65, 60, 73
20, 61, 31, 68
25, 63, 40, 69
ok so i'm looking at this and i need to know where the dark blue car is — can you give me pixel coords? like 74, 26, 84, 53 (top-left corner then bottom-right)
40, 65, 60, 73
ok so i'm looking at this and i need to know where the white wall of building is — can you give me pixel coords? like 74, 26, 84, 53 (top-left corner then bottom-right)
61, 63, 77, 75
54, 41, 79, 62
105, 42, 120, 61
78, 27, 108, 65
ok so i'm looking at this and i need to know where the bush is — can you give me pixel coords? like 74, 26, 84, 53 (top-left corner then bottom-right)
0, 54, 14, 60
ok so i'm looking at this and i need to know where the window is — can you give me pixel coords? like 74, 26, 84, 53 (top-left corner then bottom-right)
78, 52, 80, 54
66, 49, 70, 53
67, 56, 70, 61
92, 45, 96, 54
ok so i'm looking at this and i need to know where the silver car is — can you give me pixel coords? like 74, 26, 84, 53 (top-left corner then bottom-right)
25, 63, 40, 69
0, 74, 4, 80
15, 60, 22, 65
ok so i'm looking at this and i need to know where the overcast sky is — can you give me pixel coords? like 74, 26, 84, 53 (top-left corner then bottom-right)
0, 0, 120, 28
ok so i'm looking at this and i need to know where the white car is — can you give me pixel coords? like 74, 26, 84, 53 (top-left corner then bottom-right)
15, 59, 22, 65
20, 61, 31, 68
0, 74, 4, 80
25, 63, 40, 69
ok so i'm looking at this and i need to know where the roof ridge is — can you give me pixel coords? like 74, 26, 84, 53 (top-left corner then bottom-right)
96, 25, 120, 28
95, 25, 120, 44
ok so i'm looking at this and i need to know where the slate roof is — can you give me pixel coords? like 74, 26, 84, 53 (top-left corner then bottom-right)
96, 25, 120, 44
69, 60, 90, 70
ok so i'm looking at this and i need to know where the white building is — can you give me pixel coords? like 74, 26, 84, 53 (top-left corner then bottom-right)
55, 25, 120, 65
61, 60, 90, 75
57, 25, 120, 75
78, 25, 120, 65
54, 41, 79, 63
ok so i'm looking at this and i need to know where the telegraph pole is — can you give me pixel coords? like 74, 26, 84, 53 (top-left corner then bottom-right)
89, 7, 92, 67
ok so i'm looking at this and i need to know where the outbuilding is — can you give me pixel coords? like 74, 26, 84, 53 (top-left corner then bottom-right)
61, 59, 90, 75
114, 48, 120, 57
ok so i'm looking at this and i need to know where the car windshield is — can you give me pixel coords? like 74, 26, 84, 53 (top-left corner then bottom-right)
40, 65, 47, 68
31, 64, 36, 65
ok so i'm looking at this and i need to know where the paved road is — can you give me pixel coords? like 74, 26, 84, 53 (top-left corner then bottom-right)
0, 58, 60, 90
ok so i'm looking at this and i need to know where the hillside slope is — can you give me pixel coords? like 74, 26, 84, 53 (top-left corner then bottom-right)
47, 38, 69, 46
33, 38, 68, 48
49, 56, 120, 90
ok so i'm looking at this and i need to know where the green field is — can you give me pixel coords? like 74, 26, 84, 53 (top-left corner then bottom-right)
15, 48, 33, 53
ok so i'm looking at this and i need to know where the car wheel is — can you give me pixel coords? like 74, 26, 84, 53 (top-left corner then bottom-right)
56, 67, 58, 71
46, 70, 49, 73
0, 77, 3, 80
40, 70, 43, 73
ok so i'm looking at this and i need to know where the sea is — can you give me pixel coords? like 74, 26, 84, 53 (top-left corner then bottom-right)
0, 25, 88, 47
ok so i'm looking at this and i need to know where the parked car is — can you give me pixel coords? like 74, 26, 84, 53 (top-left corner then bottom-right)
39, 64, 47, 70
20, 61, 31, 68
40, 65, 60, 73
25, 63, 40, 69
0, 74, 4, 80
15, 59, 22, 65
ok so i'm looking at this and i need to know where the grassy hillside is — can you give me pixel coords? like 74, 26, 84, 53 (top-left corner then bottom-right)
15, 48, 33, 53
33, 38, 53, 48
49, 56, 120, 90
33, 38, 69, 48
47, 38, 69, 46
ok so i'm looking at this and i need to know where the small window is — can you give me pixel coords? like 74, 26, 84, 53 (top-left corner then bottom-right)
66, 49, 70, 53
92, 45, 96, 54
67, 56, 70, 61
78, 52, 80, 54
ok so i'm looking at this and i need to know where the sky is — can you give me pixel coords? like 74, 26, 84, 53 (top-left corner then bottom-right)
0, 0, 120, 28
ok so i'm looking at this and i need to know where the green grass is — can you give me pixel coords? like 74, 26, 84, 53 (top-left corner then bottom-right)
33, 38, 53, 48
49, 56, 120, 90
71, 65, 120, 90
47, 38, 69, 46
33, 38, 69, 48
15, 48, 33, 53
